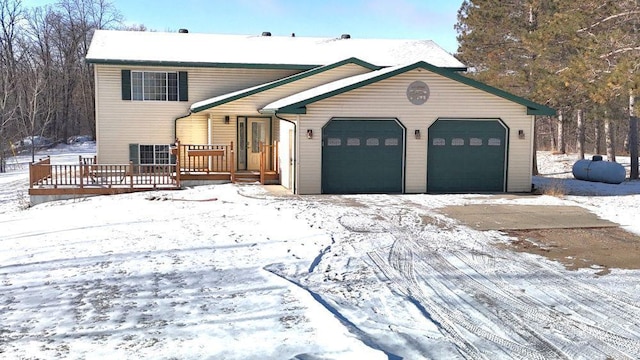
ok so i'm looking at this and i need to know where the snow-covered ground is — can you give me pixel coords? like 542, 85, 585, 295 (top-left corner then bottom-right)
1, 146, 639, 359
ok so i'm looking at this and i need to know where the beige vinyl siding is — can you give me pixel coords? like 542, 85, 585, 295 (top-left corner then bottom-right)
296, 68, 534, 194
200, 63, 373, 115
94, 64, 297, 163
176, 115, 207, 144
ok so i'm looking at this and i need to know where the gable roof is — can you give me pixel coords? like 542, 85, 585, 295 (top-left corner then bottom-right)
86, 30, 466, 70
190, 58, 380, 113
260, 61, 556, 116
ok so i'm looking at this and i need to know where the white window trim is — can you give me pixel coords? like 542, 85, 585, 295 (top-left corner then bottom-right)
139, 144, 172, 165
131, 71, 179, 102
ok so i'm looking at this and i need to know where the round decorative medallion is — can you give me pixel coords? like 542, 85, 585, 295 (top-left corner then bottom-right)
406, 81, 430, 105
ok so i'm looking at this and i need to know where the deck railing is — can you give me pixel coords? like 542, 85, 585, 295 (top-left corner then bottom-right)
29, 157, 52, 185
260, 141, 279, 184
178, 142, 234, 174
28, 139, 278, 197
29, 159, 178, 190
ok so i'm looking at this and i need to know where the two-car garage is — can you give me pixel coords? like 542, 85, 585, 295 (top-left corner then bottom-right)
321, 118, 508, 194
261, 61, 554, 195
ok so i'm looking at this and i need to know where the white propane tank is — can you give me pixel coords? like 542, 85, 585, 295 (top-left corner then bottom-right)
572, 155, 626, 184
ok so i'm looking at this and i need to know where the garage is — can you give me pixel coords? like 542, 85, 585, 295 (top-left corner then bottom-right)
427, 119, 508, 193
322, 119, 404, 194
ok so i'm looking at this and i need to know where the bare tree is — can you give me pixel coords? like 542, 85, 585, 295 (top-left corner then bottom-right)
0, 0, 22, 171
630, 87, 638, 179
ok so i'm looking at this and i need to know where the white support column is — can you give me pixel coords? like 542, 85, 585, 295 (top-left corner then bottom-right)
208, 116, 213, 170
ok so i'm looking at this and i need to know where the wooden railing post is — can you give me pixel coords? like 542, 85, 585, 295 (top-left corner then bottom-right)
174, 140, 181, 187
129, 161, 134, 188
229, 141, 235, 183
80, 164, 84, 189
259, 141, 265, 184
275, 141, 279, 174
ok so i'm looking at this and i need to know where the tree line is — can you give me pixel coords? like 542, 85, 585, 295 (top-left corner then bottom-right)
456, 0, 640, 178
0, 0, 121, 169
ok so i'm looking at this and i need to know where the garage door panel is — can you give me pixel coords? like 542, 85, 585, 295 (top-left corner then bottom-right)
428, 119, 507, 193
322, 120, 404, 194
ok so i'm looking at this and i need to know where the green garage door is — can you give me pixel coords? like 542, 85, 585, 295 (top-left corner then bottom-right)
427, 119, 507, 193
322, 119, 404, 194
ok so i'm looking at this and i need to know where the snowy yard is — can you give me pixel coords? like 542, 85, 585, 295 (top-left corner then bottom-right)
1, 145, 640, 359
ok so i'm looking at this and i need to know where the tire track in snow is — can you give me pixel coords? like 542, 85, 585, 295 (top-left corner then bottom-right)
373, 231, 555, 360
367, 250, 485, 360
447, 251, 640, 358
393, 210, 640, 359
367, 208, 574, 359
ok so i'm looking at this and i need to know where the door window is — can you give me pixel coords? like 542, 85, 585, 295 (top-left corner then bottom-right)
251, 122, 264, 153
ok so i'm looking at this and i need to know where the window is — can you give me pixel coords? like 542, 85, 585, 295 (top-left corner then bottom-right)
139, 145, 171, 164
385, 138, 399, 146
131, 71, 178, 101
366, 138, 379, 146
327, 138, 341, 146
470, 138, 483, 146
122, 70, 187, 101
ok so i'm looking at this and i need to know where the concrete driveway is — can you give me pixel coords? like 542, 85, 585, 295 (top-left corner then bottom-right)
439, 204, 618, 231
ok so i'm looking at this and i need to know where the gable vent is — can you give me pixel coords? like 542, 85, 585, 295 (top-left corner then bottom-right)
341, 34, 351, 39
178, 28, 189, 33
261, 31, 272, 36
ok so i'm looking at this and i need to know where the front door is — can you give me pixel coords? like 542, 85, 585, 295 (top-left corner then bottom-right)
246, 117, 271, 170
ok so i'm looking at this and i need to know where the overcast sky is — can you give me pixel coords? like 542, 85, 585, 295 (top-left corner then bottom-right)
22, 0, 463, 53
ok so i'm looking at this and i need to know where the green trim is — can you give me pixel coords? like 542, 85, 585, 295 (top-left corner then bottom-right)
128, 143, 139, 165
178, 71, 188, 101
87, 58, 318, 71
121, 70, 131, 100
277, 106, 307, 114
191, 58, 381, 113
270, 61, 556, 116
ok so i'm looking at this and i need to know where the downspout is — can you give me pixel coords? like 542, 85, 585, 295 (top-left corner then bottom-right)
274, 111, 297, 194
174, 111, 192, 143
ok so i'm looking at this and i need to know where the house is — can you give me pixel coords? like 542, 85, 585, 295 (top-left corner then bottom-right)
85, 30, 554, 194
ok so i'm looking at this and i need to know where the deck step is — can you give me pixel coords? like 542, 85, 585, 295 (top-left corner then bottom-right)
233, 174, 261, 183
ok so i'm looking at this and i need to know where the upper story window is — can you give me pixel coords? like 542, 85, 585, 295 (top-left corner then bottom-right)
121, 70, 188, 102
132, 71, 178, 101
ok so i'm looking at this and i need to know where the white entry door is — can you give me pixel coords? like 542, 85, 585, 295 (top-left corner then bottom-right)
247, 117, 270, 170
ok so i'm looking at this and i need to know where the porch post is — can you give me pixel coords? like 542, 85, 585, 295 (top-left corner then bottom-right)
129, 161, 134, 189
230, 141, 235, 183
208, 116, 213, 171
174, 140, 181, 187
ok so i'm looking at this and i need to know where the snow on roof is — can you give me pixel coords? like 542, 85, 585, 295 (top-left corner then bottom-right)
86, 30, 466, 69
189, 58, 379, 113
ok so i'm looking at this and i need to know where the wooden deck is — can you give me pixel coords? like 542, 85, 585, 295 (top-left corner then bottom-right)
28, 142, 281, 199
